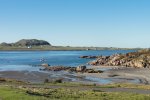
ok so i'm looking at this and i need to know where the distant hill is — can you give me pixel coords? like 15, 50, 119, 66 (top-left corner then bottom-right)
15, 39, 51, 46
0, 39, 51, 46
0, 39, 140, 51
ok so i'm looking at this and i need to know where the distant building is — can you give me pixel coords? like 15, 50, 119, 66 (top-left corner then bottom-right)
27, 46, 32, 48
86, 48, 89, 50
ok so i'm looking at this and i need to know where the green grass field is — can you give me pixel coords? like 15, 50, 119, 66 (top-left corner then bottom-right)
0, 81, 150, 100
0, 86, 150, 100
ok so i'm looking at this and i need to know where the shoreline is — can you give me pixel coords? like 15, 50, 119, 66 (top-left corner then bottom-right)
0, 66, 150, 85
0, 49, 137, 51
78, 66, 150, 84
0, 46, 139, 51
0, 70, 98, 84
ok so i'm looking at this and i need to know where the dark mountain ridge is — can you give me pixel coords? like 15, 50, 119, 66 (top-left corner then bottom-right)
0, 39, 51, 46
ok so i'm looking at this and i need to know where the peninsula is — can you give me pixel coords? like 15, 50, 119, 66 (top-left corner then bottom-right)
0, 39, 140, 51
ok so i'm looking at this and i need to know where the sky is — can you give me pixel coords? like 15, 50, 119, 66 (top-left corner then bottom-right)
0, 0, 150, 48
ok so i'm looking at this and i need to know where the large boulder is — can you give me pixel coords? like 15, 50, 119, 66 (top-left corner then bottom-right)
131, 60, 146, 68
41, 63, 50, 67
76, 65, 86, 72
80, 56, 97, 59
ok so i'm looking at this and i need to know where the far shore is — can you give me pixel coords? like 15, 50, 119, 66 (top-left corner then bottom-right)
0, 46, 140, 51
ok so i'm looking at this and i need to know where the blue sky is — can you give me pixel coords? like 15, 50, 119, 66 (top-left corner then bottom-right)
0, 0, 150, 48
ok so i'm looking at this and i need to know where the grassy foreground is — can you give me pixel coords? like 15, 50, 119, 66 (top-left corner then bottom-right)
0, 80, 150, 100
0, 85, 150, 100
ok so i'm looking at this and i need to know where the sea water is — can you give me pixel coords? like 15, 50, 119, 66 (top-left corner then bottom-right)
0, 50, 137, 84
0, 50, 136, 71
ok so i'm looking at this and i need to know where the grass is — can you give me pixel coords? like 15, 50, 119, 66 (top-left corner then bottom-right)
1, 78, 150, 100
0, 81, 150, 100
2, 77, 150, 90
0, 85, 150, 100
34, 82, 150, 89
0, 86, 47, 100
104, 83, 150, 90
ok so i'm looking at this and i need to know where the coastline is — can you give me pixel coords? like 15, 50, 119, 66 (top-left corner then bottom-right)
0, 46, 139, 51
0, 70, 98, 84
0, 66, 150, 85
78, 66, 150, 84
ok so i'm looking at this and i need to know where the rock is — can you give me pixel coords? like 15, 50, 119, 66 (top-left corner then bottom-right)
88, 50, 150, 68
76, 65, 86, 72
66, 67, 76, 72
88, 60, 98, 65
131, 60, 146, 68
80, 56, 97, 59
85, 69, 103, 73
80, 56, 89, 58
40, 65, 103, 74
41, 63, 50, 67
0, 78, 6, 82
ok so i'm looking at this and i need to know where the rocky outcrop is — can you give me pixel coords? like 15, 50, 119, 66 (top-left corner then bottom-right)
40, 64, 103, 73
41, 65, 76, 71
79, 56, 98, 59
76, 65, 86, 72
88, 50, 150, 68
41, 63, 50, 67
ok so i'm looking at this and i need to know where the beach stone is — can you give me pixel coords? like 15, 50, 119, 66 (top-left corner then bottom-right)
88, 60, 98, 65
76, 65, 86, 72
80, 56, 97, 59
40, 65, 103, 74
80, 56, 89, 58
41, 63, 50, 67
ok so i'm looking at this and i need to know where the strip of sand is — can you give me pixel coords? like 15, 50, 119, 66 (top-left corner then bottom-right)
0, 66, 150, 84
78, 66, 150, 84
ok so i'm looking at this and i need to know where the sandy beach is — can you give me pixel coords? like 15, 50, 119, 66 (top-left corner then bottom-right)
78, 66, 150, 84
0, 71, 51, 83
0, 70, 92, 83
0, 66, 150, 84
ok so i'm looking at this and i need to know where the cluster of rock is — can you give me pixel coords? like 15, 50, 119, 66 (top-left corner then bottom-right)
40, 64, 103, 73
89, 50, 150, 68
79, 56, 98, 59
0, 39, 51, 47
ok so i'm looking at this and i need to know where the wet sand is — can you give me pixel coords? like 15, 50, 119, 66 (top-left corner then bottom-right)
0, 66, 150, 84
0, 70, 91, 83
78, 66, 150, 84
0, 71, 51, 83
